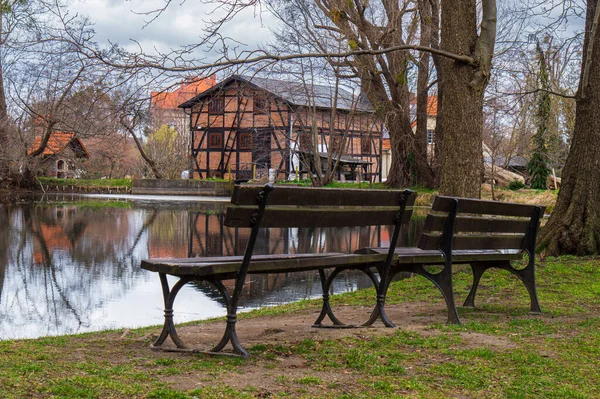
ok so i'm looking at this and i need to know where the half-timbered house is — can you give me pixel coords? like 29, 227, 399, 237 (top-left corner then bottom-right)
179, 75, 383, 182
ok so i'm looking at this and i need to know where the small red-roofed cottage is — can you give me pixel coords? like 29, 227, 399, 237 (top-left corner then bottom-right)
29, 132, 90, 178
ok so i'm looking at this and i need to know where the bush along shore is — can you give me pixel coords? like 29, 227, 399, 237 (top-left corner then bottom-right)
1, 256, 599, 398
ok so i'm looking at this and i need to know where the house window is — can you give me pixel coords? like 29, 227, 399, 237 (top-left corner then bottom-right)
208, 132, 223, 149
426, 129, 435, 144
238, 133, 252, 150
361, 136, 371, 154
254, 97, 268, 115
209, 96, 224, 114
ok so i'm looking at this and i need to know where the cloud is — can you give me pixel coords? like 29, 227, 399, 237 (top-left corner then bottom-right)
72, 0, 276, 59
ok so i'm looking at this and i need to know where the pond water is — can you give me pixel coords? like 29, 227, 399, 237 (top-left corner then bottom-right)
0, 194, 425, 340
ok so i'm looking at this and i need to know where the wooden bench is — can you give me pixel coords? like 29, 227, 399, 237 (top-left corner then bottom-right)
358, 196, 545, 324
141, 184, 416, 357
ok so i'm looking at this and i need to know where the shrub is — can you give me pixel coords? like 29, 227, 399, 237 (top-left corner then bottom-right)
508, 179, 525, 191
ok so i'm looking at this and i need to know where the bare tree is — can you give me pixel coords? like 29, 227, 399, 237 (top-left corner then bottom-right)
6, 15, 116, 184
64, 0, 500, 196
0, 0, 46, 180
111, 85, 165, 179
267, 0, 433, 188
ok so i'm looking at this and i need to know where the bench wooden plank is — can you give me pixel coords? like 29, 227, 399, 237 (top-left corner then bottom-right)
224, 206, 412, 228
432, 196, 544, 217
141, 252, 389, 277
231, 185, 415, 207
356, 247, 523, 267
424, 214, 531, 234
357, 247, 523, 264
417, 233, 525, 251
142, 253, 344, 266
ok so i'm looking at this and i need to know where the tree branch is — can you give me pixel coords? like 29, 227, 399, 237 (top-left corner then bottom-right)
76, 41, 476, 73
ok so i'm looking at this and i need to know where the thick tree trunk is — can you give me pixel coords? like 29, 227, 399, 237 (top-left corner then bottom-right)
437, 0, 495, 198
438, 63, 484, 198
538, 0, 600, 255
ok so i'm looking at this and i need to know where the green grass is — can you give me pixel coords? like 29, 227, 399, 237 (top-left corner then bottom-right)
2, 256, 600, 398
38, 177, 133, 188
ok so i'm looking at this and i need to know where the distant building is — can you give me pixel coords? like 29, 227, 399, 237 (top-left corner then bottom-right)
29, 132, 89, 178
179, 74, 384, 182
150, 76, 217, 134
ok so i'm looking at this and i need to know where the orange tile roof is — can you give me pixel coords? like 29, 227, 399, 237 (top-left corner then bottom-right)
425, 96, 437, 116
410, 95, 438, 117
28, 131, 86, 157
151, 76, 216, 110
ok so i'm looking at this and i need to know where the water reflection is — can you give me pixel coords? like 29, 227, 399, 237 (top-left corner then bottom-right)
0, 198, 425, 340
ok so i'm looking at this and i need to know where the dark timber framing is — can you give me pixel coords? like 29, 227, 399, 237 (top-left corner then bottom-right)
179, 75, 384, 182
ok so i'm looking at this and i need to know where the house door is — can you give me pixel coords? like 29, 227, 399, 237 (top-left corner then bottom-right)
252, 128, 272, 178
56, 160, 65, 178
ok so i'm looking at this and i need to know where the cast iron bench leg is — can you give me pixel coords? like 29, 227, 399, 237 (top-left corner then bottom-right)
312, 268, 349, 327
363, 266, 396, 328
152, 274, 249, 357
394, 263, 461, 325
313, 266, 394, 328
152, 273, 193, 350
463, 262, 488, 309
465, 260, 541, 314
205, 278, 250, 356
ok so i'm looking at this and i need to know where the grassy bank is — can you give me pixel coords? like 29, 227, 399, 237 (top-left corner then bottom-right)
1, 256, 599, 398
37, 177, 133, 188
30, 178, 557, 212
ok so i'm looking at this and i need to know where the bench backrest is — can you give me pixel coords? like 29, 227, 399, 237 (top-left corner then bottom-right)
418, 196, 545, 254
225, 185, 416, 228
223, 185, 416, 307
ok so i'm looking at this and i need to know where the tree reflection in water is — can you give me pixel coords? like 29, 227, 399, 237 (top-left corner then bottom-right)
0, 199, 425, 340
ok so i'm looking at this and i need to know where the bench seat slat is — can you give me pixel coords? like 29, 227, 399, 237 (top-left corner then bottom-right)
356, 247, 523, 264
225, 206, 412, 228
141, 253, 389, 277
231, 185, 414, 207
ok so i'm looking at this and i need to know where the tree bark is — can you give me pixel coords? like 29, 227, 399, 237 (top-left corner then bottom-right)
385, 102, 416, 188
437, 0, 496, 198
538, 0, 600, 255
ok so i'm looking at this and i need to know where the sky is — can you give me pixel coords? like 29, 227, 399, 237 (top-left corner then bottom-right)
71, 0, 277, 61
